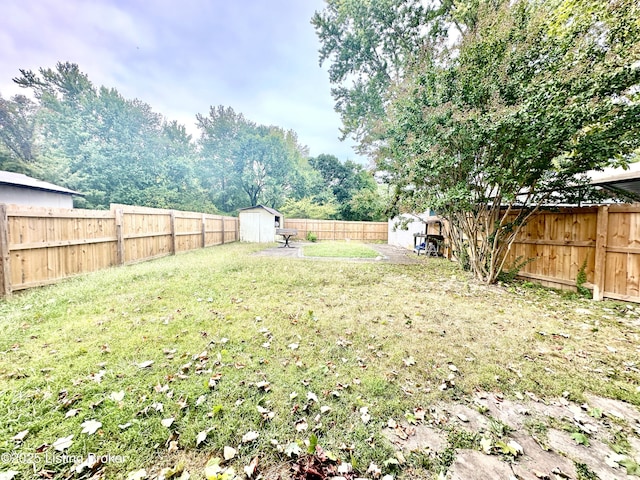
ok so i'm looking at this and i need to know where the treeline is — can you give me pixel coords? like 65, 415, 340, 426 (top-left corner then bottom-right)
0, 62, 386, 220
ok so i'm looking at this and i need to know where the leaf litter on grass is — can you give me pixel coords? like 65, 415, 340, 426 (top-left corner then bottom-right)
0, 243, 639, 479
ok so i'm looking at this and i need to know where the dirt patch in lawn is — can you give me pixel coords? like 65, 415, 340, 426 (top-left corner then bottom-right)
254, 242, 426, 264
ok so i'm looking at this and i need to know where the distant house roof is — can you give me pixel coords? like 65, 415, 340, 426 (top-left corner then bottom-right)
589, 163, 640, 200
0, 170, 81, 196
238, 205, 282, 216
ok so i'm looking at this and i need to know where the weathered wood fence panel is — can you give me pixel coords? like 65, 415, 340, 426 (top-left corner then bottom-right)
284, 219, 388, 242
503, 205, 640, 303
0, 204, 240, 295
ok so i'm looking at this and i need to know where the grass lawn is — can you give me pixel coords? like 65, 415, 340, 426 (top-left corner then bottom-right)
0, 242, 638, 479
302, 241, 380, 258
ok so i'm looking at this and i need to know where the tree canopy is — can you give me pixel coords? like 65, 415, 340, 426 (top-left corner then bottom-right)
0, 62, 384, 219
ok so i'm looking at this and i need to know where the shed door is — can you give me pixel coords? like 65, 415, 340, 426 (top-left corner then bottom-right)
240, 212, 262, 243
258, 212, 275, 243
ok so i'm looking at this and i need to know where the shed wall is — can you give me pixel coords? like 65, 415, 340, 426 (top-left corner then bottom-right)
0, 186, 73, 208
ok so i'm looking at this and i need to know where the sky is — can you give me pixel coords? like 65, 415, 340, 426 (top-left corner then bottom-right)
0, 0, 367, 163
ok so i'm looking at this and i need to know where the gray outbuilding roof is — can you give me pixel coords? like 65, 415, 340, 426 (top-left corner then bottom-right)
589, 163, 640, 200
238, 205, 282, 216
0, 170, 80, 195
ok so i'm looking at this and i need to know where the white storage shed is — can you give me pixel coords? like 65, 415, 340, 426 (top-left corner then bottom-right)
239, 205, 283, 243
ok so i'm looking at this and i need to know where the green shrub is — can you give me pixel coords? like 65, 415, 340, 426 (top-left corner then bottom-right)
306, 231, 318, 242
576, 258, 591, 298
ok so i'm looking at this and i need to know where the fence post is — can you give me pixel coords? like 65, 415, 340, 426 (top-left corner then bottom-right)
593, 205, 609, 301
115, 208, 125, 265
201, 214, 206, 248
221, 216, 225, 245
0, 204, 12, 296
170, 211, 176, 254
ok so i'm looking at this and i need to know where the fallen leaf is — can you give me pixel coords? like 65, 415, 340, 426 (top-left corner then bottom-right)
367, 462, 382, 478
320, 406, 332, 414
12, 430, 28, 442
196, 429, 212, 447
80, 420, 102, 435
307, 391, 318, 403
243, 457, 259, 478
242, 431, 259, 443
571, 432, 590, 446
480, 436, 493, 454
65, 409, 79, 418
402, 356, 416, 367
110, 390, 125, 402
53, 434, 73, 451
360, 407, 371, 424
255, 381, 271, 391
507, 440, 524, 455
167, 440, 179, 453
295, 418, 308, 432
284, 442, 302, 457
223, 446, 237, 460
161, 417, 175, 428
288, 343, 299, 350
196, 395, 207, 407
137, 360, 154, 369
257, 405, 275, 420
119, 423, 132, 430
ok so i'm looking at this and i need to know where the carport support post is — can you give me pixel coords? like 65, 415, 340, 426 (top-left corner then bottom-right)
0, 204, 11, 296
593, 205, 609, 301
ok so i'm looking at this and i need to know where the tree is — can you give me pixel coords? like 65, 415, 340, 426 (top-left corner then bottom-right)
309, 154, 383, 220
0, 94, 40, 170
197, 106, 312, 211
311, 0, 448, 151
13, 62, 214, 211
382, 0, 640, 282
316, 0, 640, 282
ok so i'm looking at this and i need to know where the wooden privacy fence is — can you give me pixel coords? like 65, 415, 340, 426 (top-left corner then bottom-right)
503, 204, 640, 303
284, 218, 388, 242
0, 203, 239, 295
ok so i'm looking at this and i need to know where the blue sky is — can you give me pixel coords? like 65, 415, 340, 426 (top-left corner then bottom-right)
0, 0, 366, 163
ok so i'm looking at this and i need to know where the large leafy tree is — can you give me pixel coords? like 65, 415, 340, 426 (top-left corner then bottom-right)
196, 106, 313, 211
315, 0, 640, 283
12, 62, 213, 211
309, 153, 384, 220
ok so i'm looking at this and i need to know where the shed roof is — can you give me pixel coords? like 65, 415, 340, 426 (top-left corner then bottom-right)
0, 170, 80, 195
238, 205, 282, 216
